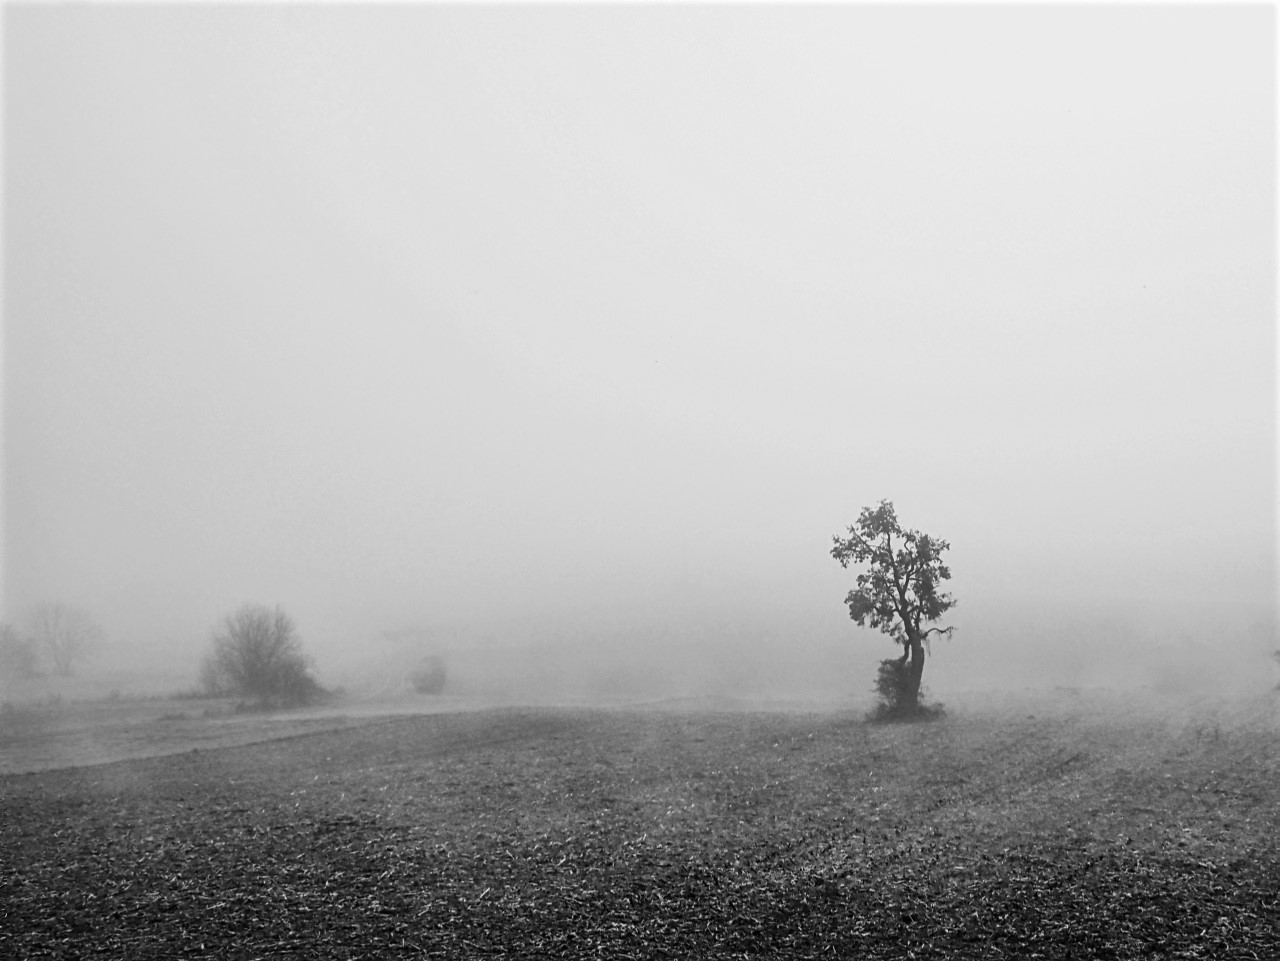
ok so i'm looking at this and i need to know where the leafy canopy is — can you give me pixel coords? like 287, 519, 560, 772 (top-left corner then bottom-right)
830, 499, 955, 646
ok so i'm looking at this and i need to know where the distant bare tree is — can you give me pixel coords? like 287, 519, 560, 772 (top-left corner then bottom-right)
28, 603, 102, 676
201, 604, 324, 708
0, 621, 39, 679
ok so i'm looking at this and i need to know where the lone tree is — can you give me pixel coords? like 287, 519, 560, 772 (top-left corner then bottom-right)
831, 500, 956, 717
28, 603, 102, 676
200, 604, 324, 708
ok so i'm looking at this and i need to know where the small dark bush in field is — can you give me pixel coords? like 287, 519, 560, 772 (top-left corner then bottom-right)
0, 622, 39, 679
868, 657, 945, 722
200, 604, 326, 710
409, 655, 447, 694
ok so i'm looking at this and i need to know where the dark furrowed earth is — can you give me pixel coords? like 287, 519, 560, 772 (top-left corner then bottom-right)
2, 692, 1277, 959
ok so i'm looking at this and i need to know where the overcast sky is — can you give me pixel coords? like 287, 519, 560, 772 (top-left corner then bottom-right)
4, 5, 1275, 689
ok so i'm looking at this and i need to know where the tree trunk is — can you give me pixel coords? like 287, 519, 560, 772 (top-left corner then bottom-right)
905, 635, 925, 707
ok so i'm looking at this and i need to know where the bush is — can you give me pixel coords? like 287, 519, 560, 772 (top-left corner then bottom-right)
409, 655, 447, 695
200, 604, 325, 709
868, 657, 945, 723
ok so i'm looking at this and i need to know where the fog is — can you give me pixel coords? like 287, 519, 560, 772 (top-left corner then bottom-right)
3, 6, 1276, 702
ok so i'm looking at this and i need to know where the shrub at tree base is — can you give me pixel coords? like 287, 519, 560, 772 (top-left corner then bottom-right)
200, 604, 326, 710
868, 657, 945, 723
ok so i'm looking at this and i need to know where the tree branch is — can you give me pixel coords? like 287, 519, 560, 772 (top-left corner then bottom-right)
883, 532, 916, 638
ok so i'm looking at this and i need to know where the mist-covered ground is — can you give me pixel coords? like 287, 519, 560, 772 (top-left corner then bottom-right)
4, 593, 1275, 713
3, 653, 1277, 778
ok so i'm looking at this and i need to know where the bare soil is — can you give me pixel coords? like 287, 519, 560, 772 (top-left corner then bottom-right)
1, 689, 1276, 958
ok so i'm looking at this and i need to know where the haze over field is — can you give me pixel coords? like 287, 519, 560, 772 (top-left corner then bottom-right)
3, 6, 1276, 699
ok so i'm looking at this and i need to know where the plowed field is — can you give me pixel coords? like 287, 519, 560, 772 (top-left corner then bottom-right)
2, 692, 1277, 958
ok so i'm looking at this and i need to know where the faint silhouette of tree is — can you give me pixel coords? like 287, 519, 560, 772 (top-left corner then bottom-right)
28, 603, 102, 676
0, 621, 39, 679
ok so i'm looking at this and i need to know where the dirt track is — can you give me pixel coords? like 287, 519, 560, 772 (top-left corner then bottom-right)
0, 695, 492, 775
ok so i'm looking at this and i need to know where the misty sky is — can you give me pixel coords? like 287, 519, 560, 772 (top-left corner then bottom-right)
4, 6, 1275, 686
